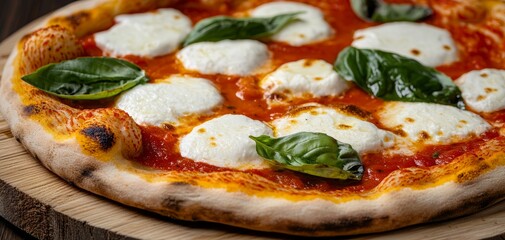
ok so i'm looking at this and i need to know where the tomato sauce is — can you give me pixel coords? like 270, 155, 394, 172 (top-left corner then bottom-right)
80, 0, 502, 192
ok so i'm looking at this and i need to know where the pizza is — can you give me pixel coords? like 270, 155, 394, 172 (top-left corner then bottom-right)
1, 0, 505, 236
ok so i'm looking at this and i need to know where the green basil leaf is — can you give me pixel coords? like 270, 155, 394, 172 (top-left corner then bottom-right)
351, 0, 432, 22
183, 12, 302, 46
21, 57, 149, 100
334, 47, 464, 108
250, 132, 363, 180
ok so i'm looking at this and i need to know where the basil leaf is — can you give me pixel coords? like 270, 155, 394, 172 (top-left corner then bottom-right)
351, 0, 432, 22
334, 47, 464, 108
250, 132, 363, 180
183, 12, 301, 46
21, 57, 149, 100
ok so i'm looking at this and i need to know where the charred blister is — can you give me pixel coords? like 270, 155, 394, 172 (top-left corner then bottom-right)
80, 125, 115, 151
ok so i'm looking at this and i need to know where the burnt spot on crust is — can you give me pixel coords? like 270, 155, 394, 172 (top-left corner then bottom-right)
162, 197, 186, 212
81, 125, 115, 151
81, 166, 95, 178
188, 207, 254, 227
338, 105, 371, 119
64, 11, 91, 28
23, 105, 40, 116
285, 216, 389, 233
73, 165, 98, 185
457, 160, 490, 182
429, 190, 503, 222
171, 181, 190, 187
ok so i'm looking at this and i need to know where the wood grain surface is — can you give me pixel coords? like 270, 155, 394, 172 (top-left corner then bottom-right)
1, 1, 505, 240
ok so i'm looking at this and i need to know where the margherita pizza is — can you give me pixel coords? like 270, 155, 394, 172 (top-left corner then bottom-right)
1, 0, 505, 236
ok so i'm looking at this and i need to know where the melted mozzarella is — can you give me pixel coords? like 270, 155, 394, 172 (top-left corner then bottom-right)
176, 40, 269, 76
115, 75, 223, 126
179, 114, 272, 169
352, 22, 458, 67
250, 1, 333, 46
260, 59, 350, 102
95, 9, 192, 57
455, 69, 505, 112
271, 105, 395, 154
377, 102, 490, 144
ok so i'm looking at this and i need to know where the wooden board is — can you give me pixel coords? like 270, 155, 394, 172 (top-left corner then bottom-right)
0, 4, 505, 240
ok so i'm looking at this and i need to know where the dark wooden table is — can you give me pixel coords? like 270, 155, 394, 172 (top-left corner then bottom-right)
1, 2, 75, 238
1, 1, 505, 239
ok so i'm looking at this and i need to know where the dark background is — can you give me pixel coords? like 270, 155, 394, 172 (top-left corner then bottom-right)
0, 0, 76, 41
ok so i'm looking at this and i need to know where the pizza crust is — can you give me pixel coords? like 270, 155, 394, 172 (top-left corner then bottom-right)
1, 0, 505, 236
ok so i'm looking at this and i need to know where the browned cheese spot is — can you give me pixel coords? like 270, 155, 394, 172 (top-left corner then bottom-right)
314, 77, 323, 81
268, 93, 286, 101
393, 126, 407, 137
443, 45, 451, 51
337, 124, 352, 129
477, 95, 486, 101
405, 117, 415, 123
480, 73, 489, 78
418, 131, 431, 140
410, 49, 421, 56
339, 105, 371, 119
484, 87, 497, 93
163, 123, 176, 131
198, 128, 206, 134
303, 59, 315, 67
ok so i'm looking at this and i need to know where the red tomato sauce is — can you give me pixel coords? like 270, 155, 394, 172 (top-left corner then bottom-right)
80, 0, 501, 192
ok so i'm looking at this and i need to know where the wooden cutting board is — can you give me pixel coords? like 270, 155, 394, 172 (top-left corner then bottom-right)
1, 4, 505, 240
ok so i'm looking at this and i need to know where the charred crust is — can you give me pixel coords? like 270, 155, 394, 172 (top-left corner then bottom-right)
63, 11, 91, 28
23, 105, 40, 116
171, 181, 190, 187
285, 216, 387, 233
457, 162, 490, 182
81, 166, 95, 178
81, 125, 115, 151
429, 191, 502, 222
189, 207, 254, 227
162, 197, 185, 212
74, 166, 97, 184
